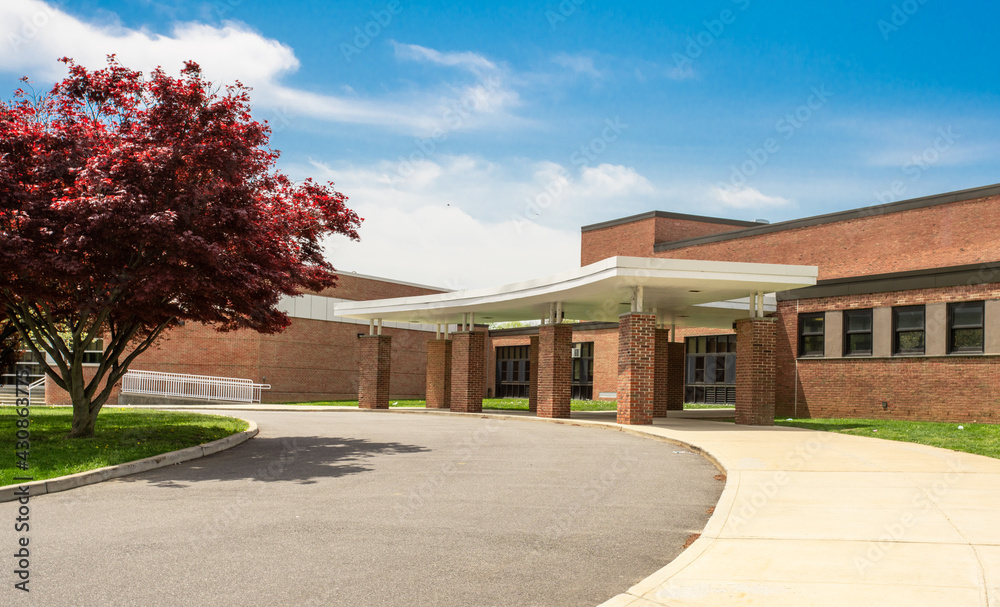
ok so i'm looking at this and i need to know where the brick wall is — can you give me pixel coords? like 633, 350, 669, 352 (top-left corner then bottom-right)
537, 324, 572, 418
666, 342, 685, 411
451, 331, 486, 413
47, 273, 443, 406
358, 335, 392, 409
776, 283, 1000, 422
735, 317, 776, 426
658, 194, 1000, 280
586, 328, 619, 399
653, 328, 670, 417
425, 340, 452, 409
581, 215, 752, 266
617, 314, 655, 425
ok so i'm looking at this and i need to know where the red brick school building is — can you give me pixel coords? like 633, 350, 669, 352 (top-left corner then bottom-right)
26, 183, 1000, 425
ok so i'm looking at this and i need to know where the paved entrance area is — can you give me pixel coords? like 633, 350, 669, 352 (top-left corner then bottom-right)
601, 417, 1000, 606
1, 410, 721, 606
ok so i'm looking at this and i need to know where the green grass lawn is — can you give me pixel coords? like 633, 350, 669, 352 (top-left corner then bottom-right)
775, 417, 1000, 460
0, 407, 249, 486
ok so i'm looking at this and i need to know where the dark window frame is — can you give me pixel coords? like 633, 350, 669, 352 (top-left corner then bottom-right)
843, 309, 874, 357
892, 305, 925, 356
948, 301, 985, 354
798, 313, 825, 358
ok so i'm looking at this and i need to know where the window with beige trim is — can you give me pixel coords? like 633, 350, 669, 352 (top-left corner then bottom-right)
949, 301, 985, 354
893, 306, 925, 355
843, 309, 873, 356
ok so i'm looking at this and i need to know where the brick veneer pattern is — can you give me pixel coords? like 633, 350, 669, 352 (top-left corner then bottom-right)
358, 335, 392, 409
618, 313, 656, 425
735, 318, 776, 426
667, 341, 686, 411
451, 331, 485, 413
653, 328, 670, 417
537, 324, 572, 418
425, 339, 452, 409
775, 284, 1000, 421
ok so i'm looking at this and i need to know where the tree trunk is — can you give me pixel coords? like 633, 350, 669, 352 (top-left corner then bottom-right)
68, 401, 101, 438
66, 363, 103, 438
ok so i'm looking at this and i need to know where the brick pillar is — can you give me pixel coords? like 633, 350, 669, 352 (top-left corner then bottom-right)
537, 324, 572, 418
618, 313, 655, 425
653, 328, 670, 417
451, 331, 485, 413
735, 317, 777, 426
528, 335, 539, 413
425, 339, 452, 409
666, 342, 685, 411
358, 335, 391, 410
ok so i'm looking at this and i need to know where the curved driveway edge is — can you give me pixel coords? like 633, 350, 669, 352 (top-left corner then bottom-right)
0, 419, 258, 503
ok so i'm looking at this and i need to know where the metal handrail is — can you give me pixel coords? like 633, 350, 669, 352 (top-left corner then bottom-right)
120, 369, 270, 403
27, 377, 45, 399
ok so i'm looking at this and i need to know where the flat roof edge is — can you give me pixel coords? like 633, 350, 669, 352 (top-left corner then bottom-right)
335, 270, 451, 293
654, 182, 1000, 252
581, 210, 760, 233
776, 261, 1000, 301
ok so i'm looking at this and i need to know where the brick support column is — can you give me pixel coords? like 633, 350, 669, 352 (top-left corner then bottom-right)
528, 335, 539, 413
618, 313, 656, 425
358, 335, 391, 410
425, 339, 452, 409
666, 342, 685, 411
537, 324, 572, 418
735, 317, 777, 426
451, 331, 485, 413
653, 328, 670, 417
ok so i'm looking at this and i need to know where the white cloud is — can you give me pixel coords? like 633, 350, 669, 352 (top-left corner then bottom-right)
0, 1, 522, 136
552, 53, 602, 78
324, 204, 579, 291
301, 155, 662, 289
392, 42, 497, 73
579, 164, 655, 196
709, 185, 791, 210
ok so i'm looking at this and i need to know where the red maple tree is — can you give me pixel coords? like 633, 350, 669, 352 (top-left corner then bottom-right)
0, 57, 361, 437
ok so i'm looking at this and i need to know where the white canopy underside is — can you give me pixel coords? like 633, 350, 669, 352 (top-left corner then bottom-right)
334, 256, 818, 329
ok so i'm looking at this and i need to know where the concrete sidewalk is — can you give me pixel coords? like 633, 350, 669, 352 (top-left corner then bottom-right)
600, 418, 1000, 607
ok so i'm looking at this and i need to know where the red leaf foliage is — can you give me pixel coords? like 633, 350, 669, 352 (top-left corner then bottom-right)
0, 56, 362, 335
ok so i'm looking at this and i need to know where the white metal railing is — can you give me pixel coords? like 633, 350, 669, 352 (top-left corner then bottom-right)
120, 369, 270, 403
27, 377, 45, 400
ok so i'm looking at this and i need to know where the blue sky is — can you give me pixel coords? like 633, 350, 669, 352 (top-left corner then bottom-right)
3, 1, 999, 288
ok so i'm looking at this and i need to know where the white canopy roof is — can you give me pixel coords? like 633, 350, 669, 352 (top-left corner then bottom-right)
334, 256, 818, 329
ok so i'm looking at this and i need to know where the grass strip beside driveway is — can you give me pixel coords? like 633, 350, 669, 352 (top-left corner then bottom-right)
0, 407, 249, 486
776, 417, 1000, 459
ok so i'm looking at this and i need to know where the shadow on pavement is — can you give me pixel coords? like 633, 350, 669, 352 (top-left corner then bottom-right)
117, 435, 430, 488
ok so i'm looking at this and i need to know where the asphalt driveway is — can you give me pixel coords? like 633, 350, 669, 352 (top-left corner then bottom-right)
2, 410, 722, 606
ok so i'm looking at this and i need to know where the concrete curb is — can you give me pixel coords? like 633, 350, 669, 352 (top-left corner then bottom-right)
0, 418, 258, 503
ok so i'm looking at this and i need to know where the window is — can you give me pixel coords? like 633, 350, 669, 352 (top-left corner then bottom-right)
798, 313, 824, 357
79, 339, 104, 366
684, 335, 737, 404
495, 345, 530, 398
843, 309, 873, 356
949, 301, 985, 354
893, 306, 925, 355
